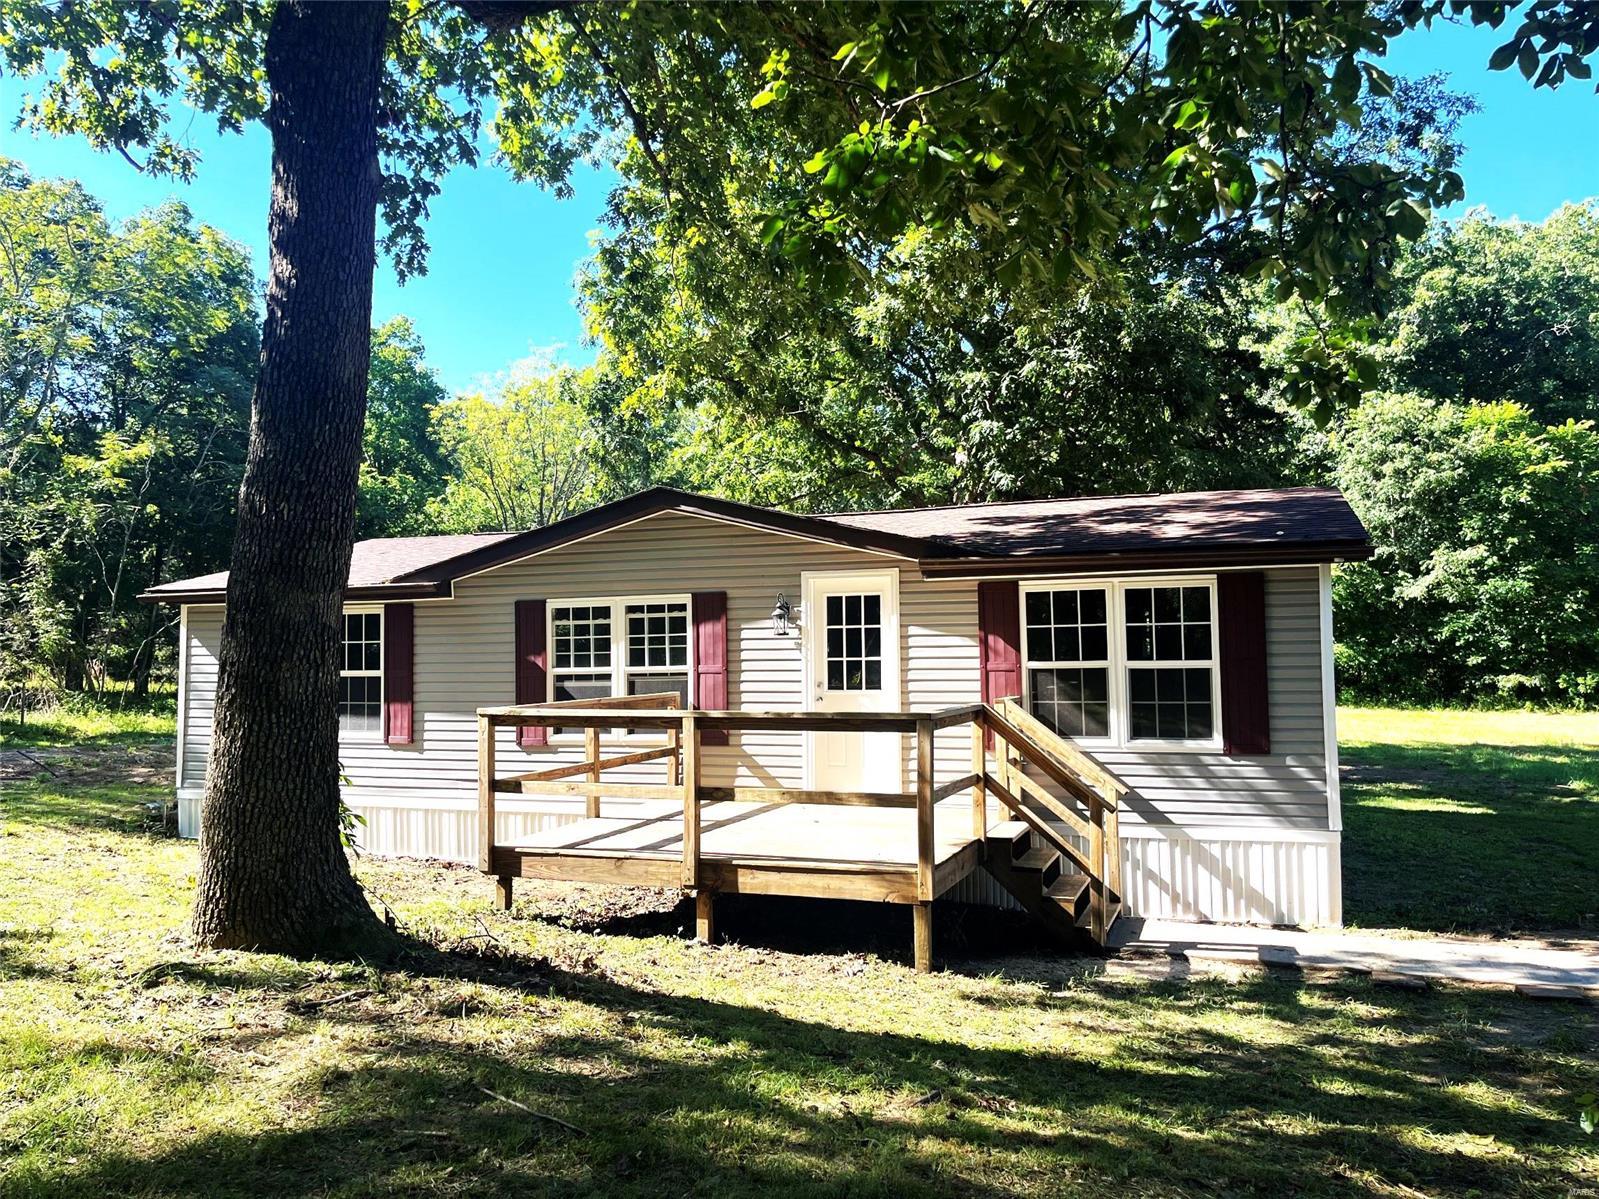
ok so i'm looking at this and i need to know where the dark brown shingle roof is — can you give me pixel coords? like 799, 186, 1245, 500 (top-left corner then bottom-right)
141, 531, 519, 602
819, 486, 1368, 573
142, 485, 1369, 602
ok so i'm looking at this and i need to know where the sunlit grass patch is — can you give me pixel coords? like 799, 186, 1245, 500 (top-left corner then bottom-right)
1, 699, 176, 748
1340, 707, 1599, 933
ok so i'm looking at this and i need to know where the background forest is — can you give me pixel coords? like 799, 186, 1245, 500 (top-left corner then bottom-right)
2, 66, 1595, 711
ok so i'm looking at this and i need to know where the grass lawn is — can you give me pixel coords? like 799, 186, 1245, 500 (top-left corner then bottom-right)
0, 700, 177, 748
1340, 707, 1599, 934
3, 778, 1598, 1197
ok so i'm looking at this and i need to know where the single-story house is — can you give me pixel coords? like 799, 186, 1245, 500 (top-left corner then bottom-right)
142, 484, 1371, 927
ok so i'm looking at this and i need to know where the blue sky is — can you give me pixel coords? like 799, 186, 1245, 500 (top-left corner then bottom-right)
1, 15, 1593, 395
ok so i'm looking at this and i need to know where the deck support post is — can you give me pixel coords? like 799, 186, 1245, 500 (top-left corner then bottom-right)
912, 902, 933, 973
695, 889, 715, 943
1088, 800, 1106, 944
495, 875, 514, 911
915, 717, 934, 904
970, 718, 988, 840
477, 713, 495, 875
584, 725, 602, 818
681, 714, 701, 888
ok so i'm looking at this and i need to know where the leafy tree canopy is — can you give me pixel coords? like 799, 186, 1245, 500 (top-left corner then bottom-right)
3, 0, 1586, 407
0, 159, 257, 695
426, 363, 609, 532
1379, 202, 1599, 425
1334, 393, 1599, 706
356, 317, 451, 538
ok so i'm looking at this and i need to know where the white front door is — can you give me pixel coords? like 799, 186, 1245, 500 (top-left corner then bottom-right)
804, 569, 901, 792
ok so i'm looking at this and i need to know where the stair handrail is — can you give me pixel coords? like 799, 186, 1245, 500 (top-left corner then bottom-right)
978, 697, 1124, 944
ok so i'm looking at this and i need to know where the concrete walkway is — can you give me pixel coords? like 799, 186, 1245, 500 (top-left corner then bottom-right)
1112, 918, 1599, 994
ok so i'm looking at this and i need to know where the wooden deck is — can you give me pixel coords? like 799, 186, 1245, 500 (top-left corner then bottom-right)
493, 799, 985, 903
477, 694, 1127, 970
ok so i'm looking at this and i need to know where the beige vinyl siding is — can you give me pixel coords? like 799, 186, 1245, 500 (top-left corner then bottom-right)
174, 519, 1329, 833
181, 605, 223, 789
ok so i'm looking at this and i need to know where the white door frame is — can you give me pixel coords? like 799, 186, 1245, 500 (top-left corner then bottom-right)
800, 567, 903, 790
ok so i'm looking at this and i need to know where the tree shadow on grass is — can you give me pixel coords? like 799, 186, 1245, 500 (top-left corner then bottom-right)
7, 941, 1594, 1199
1341, 741, 1599, 934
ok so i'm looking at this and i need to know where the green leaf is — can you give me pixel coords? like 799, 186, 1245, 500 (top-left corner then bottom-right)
750, 88, 776, 110
1488, 41, 1518, 71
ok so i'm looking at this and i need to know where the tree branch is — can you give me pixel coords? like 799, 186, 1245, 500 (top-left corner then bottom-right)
561, 9, 675, 205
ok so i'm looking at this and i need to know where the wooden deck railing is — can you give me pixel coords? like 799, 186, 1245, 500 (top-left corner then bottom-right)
475, 695, 1123, 958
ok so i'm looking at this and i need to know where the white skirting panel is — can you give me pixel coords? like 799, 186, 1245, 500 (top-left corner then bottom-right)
172, 791, 593, 865
348, 798, 588, 864
177, 789, 203, 840
1120, 826, 1341, 926
945, 824, 1342, 928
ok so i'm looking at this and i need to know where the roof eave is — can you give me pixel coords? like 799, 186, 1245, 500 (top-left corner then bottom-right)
915, 540, 1374, 578
138, 580, 454, 605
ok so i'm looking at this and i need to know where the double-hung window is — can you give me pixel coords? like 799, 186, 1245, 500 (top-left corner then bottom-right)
622, 601, 690, 704
1021, 579, 1219, 747
1123, 583, 1215, 742
338, 608, 383, 737
549, 596, 691, 731
550, 604, 615, 707
1023, 588, 1110, 738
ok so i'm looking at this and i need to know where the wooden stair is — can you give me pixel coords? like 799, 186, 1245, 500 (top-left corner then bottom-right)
981, 819, 1121, 948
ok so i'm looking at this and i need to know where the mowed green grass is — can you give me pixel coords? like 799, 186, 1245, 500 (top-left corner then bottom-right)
1340, 707, 1599, 933
0, 699, 176, 748
3, 778, 1598, 1198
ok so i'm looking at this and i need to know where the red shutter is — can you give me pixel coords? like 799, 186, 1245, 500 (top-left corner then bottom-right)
1219, 571, 1270, 756
692, 591, 728, 746
383, 602, 415, 746
514, 599, 548, 748
978, 581, 1022, 748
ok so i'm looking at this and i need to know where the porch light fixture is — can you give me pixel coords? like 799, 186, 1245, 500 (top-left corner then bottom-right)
771, 593, 797, 636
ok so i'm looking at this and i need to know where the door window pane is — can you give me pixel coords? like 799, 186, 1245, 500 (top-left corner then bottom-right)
824, 591, 884, 692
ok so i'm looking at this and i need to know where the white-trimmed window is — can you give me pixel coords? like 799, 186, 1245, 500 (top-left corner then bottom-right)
1021, 578, 1219, 748
1123, 583, 1215, 742
622, 600, 690, 704
550, 603, 614, 708
338, 608, 383, 737
549, 596, 691, 730
1023, 587, 1110, 738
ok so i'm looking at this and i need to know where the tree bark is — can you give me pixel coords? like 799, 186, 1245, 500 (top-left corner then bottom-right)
192, 1, 392, 954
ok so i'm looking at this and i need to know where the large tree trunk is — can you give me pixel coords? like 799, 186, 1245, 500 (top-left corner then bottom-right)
192, 1, 391, 954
